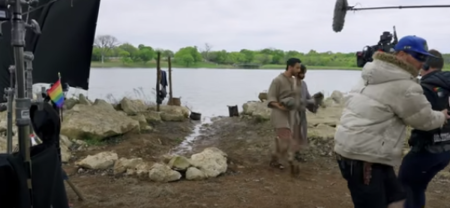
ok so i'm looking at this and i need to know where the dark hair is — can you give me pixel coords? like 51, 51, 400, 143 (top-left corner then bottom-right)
300, 64, 307, 73
428, 49, 444, 70
285, 58, 301, 71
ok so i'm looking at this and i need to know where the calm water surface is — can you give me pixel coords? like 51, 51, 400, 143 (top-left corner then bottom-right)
36, 68, 361, 118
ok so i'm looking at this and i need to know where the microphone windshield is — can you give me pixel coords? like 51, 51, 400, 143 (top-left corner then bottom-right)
333, 0, 349, 32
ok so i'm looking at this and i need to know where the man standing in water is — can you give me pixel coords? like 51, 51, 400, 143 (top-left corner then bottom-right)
334, 36, 450, 208
399, 49, 450, 208
267, 58, 301, 175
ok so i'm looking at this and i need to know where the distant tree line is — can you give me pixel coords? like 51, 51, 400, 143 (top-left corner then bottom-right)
92, 35, 450, 68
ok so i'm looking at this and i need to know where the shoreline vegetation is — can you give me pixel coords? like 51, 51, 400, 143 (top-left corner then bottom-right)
92, 35, 450, 71
91, 61, 450, 71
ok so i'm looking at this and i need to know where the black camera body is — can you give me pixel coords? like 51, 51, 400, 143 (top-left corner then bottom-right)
356, 27, 398, 67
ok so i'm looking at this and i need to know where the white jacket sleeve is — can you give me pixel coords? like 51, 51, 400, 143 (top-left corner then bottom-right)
391, 84, 446, 131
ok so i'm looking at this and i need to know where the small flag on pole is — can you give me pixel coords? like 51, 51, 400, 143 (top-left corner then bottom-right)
47, 79, 64, 108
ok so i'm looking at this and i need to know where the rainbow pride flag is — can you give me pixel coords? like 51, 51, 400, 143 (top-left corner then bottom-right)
47, 80, 64, 108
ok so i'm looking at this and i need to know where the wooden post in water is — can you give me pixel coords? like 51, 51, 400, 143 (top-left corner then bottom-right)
156, 52, 161, 111
168, 56, 173, 101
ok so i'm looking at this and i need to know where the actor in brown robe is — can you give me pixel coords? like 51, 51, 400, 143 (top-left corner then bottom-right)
267, 58, 302, 174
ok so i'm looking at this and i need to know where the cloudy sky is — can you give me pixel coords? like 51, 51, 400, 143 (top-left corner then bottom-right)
96, 0, 450, 53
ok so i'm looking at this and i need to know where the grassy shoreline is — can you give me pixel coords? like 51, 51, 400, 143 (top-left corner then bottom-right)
91, 61, 450, 71
91, 61, 361, 70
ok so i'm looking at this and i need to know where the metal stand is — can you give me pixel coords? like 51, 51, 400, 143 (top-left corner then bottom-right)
24, 51, 33, 100
10, 0, 33, 202
347, 4, 450, 11
4, 66, 15, 154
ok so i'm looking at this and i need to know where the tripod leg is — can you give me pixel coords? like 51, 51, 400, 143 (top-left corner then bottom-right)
65, 179, 85, 201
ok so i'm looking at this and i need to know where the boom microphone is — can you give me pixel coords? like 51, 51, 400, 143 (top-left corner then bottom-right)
332, 0, 348, 33
332, 1, 450, 32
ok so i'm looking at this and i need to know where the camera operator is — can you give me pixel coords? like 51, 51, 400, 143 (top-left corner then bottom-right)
334, 36, 450, 208
398, 49, 450, 208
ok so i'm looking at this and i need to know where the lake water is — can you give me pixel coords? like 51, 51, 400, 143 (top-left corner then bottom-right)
37, 68, 361, 119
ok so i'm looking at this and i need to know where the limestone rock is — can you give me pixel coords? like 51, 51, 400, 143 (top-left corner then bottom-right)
0, 138, 6, 153
186, 167, 206, 180
64, 98, 79, 110
167, 155, 192, 171
148, 105, 189, 119
76, 151, 118, 170
78, 94, 92, 105
306, 104, 342, 127
113, 157, 144, 175
60, 143, 71, 163
61, 103, 139, 140
130, 114, 152, 131
437, 170, 450, 179
148, 163, 182, 182
258, 92, 268, 102
330, 90, 344, 104
142, 111, 162, 124
120, 98, 148, 116
190, 147, 227, 178
242, 101, 271, 121
60, 135, 72, 148
134, 163, 152, 178
160, 112, 185, 122
93, 99, 115, 111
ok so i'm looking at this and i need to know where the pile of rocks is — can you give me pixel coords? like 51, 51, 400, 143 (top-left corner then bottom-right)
75, 147, 228, 182
0, 95, 191, 160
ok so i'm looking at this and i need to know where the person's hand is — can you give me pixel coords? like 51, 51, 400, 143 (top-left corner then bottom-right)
278, 105, 288, 111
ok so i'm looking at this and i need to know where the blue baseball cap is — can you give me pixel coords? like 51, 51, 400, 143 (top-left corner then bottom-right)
394, 35, 435, 61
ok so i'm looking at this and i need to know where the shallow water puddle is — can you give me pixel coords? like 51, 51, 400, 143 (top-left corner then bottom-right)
173, 117, 212, 154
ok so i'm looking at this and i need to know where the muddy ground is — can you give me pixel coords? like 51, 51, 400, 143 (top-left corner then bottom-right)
66, 117, 450, 208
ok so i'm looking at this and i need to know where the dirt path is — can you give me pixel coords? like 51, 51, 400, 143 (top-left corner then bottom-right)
67, 117, 450, 208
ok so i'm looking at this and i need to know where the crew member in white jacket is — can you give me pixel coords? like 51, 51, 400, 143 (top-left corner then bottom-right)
334, 36, 450, 208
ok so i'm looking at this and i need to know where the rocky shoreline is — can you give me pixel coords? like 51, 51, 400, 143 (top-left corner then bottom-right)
0, 95, 192, 160
1, 91, 450, 186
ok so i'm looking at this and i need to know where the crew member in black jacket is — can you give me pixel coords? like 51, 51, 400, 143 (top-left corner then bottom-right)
398, 49, 450, 208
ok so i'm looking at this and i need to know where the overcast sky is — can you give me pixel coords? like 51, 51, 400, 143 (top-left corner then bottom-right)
96, 0, 450, 53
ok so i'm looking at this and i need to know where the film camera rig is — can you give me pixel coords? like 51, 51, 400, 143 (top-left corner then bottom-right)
356, 26, 398, 67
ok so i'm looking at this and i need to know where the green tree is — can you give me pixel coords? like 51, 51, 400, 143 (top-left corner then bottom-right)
239, 49, 255, 63
91, 47, 102, 61
91, 41, 450, 69
118, 43, 140, 62
174, 46, 202, 66
119, 51, 131, 64
162, 50, 174, 58
137, 45, 155, 64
